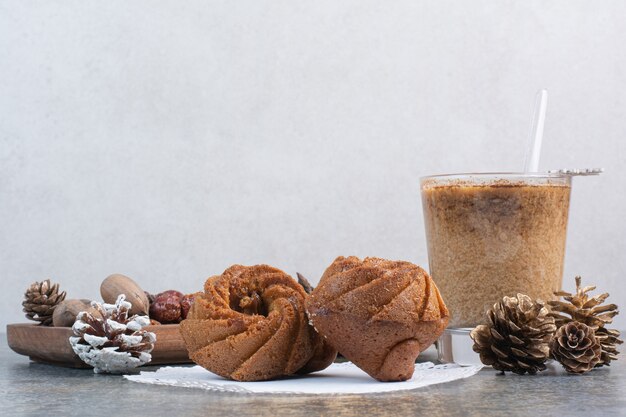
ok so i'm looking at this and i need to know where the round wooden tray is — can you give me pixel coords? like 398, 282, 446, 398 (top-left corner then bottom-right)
6, 323, 191, 368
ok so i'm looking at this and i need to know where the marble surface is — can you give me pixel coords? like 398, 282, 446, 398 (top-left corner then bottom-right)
2, 334, 625, 417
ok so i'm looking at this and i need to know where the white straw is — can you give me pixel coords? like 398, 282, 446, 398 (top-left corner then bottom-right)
524, 89, 548, 172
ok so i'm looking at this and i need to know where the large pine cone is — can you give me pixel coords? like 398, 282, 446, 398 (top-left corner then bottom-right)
548, 276, 621, 367
69, 295, 155, 373
306, 256, 449, 382
22, 279, 66, 326
470, 294, 556, 375
549, 321, 601, 374
179, 265, 337, 381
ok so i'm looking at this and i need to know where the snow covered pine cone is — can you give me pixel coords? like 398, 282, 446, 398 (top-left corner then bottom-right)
70, 294, 156, 374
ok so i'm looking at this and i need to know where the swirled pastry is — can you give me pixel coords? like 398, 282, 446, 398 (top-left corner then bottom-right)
180, 264, 336, 381
306, 256, 449, 381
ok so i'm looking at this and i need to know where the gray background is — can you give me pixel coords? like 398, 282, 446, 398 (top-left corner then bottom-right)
1, 1, 624, 330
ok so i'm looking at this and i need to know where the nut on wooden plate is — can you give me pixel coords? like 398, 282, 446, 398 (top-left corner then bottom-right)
100, 274, 149, 316
52, 299, 101, 327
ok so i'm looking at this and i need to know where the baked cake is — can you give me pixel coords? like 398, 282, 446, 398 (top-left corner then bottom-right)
179, 264, 336, 381
306, 256, 449, 381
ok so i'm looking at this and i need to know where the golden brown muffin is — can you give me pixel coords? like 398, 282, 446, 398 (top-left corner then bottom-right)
306, 256, 449, 382
179, 264, 336, 381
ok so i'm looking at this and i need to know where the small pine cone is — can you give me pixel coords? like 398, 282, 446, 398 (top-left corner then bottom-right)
22, 279, 67, 326
548, 276, 622, 367
594, 327, 622, 365
296, 272, 314, 294
470, 294, 557, 375
69, 294, 156, 374
550, 321, 601, 374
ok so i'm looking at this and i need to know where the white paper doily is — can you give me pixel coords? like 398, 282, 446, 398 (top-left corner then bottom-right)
124, 362, 482, 395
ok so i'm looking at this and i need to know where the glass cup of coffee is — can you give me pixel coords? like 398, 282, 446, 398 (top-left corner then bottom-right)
420, 172, 572, 329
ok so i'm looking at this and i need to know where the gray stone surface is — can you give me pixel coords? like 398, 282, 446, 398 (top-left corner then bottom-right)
1, 334, 625, 417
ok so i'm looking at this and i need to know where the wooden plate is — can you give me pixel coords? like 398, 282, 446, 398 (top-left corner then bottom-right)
6, 323, 192, 368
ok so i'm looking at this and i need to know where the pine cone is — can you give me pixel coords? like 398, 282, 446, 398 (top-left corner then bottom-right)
22, 279, 67, 326
470, 294, 557, 375
69, 294, 156, 374
549, 321, 601, 374
548, 276, 622, 367
296, 272, 314, 294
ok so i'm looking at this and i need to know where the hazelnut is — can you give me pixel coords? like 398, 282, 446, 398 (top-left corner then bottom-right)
180, 293, 196, 319
52, 299, 101, 327
149, 290, 184, 323
157, 290, 183, 300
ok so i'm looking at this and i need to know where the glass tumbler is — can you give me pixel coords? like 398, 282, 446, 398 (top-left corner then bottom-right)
421, 172, 572, 328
